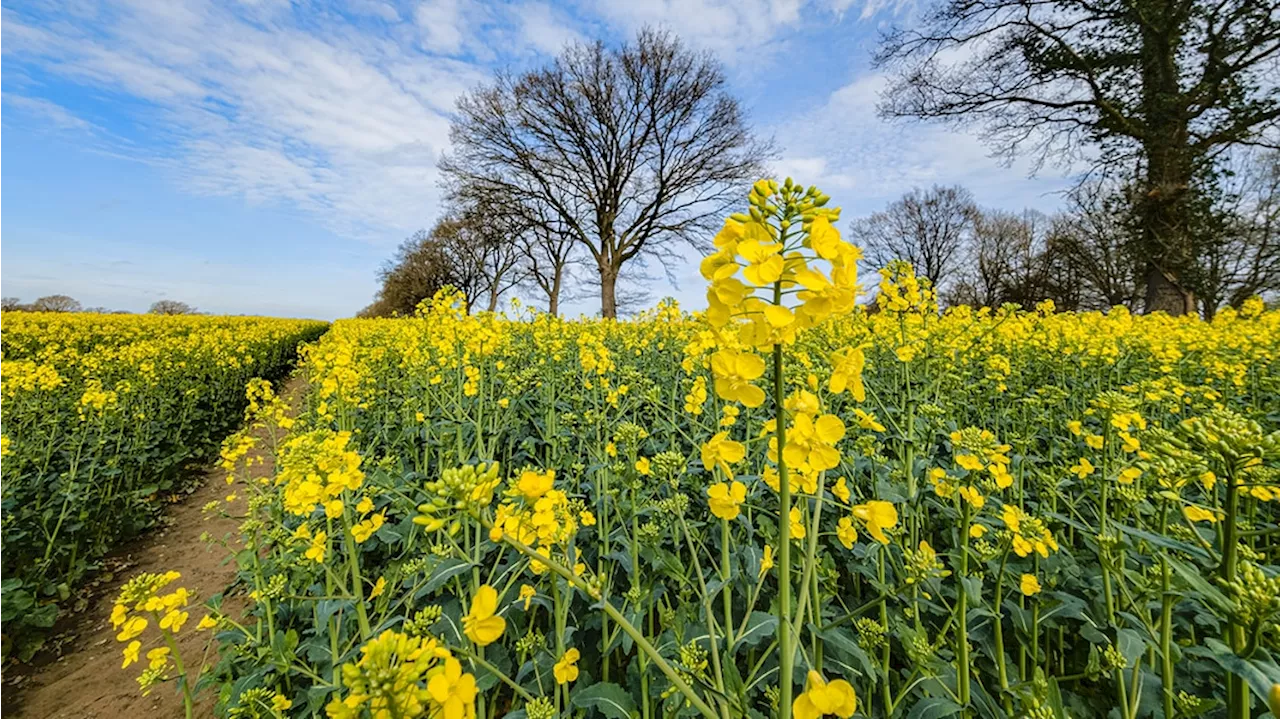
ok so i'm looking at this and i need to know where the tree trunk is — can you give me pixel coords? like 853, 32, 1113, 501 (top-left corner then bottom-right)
1143, 262, 1196, 315
548, 265, 563, 317
599, 263, 618, 319
1137, 2, 1197, 316
1138, 150, 1198, 315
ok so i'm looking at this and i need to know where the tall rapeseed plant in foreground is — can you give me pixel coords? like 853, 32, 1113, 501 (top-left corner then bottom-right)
701, 178, 867, 718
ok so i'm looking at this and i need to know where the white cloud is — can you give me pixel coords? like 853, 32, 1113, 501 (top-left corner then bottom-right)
1, 0, 956, 250
3, 95, 96, 131
770, 155, 859, 192
589, 0, 808, 60
585, 0, 920, 61
2, 0, 1078, 318
514, 2, 584, 56
414, 0, 466, 54
346, 0, 401, 22
3, 0, 486, 241
776, 71, 1076, 216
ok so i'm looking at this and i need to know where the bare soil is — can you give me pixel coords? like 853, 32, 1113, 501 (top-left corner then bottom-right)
4, 375, 306, 719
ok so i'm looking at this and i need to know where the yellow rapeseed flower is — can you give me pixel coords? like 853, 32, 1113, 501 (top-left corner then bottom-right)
426, 657, 477, 719
553, 647, 580, 684
783, 413, 845, 472
836, 517, 857, 549
851, 501, 898, 544
759, 545, 775, 578
708, 481, 747, 521
463, 585, 506, 646
1020, 574, 1042, 596
710, 350, 767, 407
117, 616, 147, 642
701, 432, 746, 478
790, 506, 807, 540
792, 670, 857, 719
1183, 505, 1219, 523
1070, 458, 1095, 479
517, 469, 556, 501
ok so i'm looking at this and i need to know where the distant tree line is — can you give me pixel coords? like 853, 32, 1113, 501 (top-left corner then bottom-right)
2, 295, 85, 313
1, 296, 200, 315
853, 149, 1279, 317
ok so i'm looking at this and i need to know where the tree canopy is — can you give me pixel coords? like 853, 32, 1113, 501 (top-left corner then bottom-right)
442, 28, 771, 318
876, 0, 1280, 314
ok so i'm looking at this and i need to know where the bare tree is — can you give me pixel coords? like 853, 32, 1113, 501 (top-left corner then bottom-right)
149, 300, 198, 315
448, 182, 579, 316
517, 226, 577, 316
442, 28, 770, 318
447, 204, 527, 313
364, 229, 457, 318
877, 0, 1280, 315
851, 185, 976, 292
948, 209, 1058, 308
1, 297, 24, 312
30, 295, 81, 313
571, 261, 656, 317
1050, 182, 1145, 310
513, 201, 577, 316
1197, 152, 1280, 317
364, 205, 530, 318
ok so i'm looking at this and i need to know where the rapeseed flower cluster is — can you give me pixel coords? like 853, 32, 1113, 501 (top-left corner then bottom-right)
111, 571, 194, 700
277, 429, 365, 516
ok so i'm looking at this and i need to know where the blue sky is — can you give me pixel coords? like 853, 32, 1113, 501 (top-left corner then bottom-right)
2, 0, 1075, 319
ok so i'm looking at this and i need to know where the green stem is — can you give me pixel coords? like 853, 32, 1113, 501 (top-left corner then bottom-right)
992, 548, 1012, 712
721, 519, 734, 648
341, 510, 372, 640
676, 515, 731, 719
460, 648, 535, 702
160, 628, 195, 719
1160, 554, 1174, 719
957, 503, 971, 708
1221, 470, 1249, 719
773, 332, 794, 718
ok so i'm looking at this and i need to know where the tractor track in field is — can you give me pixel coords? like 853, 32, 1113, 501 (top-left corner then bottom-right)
4, 375, 308, 719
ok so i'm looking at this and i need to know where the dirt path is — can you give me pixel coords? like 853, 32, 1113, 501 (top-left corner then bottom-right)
5, 375, 306, 719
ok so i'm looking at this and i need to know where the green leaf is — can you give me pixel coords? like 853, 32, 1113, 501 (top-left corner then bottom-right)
1080, 624, 1108, 644
906, 696, 964, 719
572, 681, 639, 719
1201, 639, 1280, 703
1166, 556, 1234, 615
1045, 677, 1067, 719
962, 575, 983, 604
315, 599, 351, 632
422, 557, 472, 595
814, 622, 877, 679
1116, 628, 1147, 669
734, 612, 777, 649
